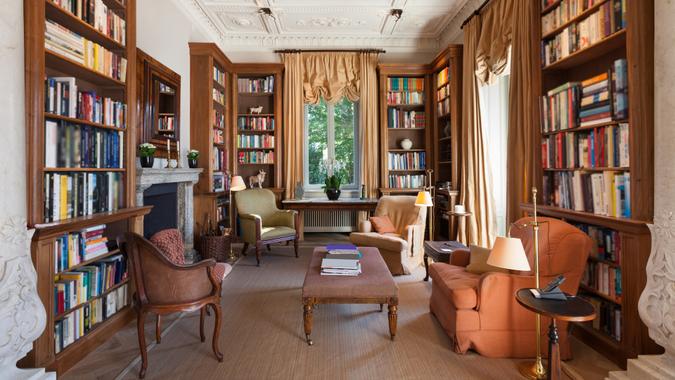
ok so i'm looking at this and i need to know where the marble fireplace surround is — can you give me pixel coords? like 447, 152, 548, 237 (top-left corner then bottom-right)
136, 168, 202, 261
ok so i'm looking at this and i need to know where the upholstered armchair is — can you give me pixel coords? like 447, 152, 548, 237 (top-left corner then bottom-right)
428, 217, 592, 360
234, 188, 299, 266
119, 233, 224, 379
349, 195, 427, 275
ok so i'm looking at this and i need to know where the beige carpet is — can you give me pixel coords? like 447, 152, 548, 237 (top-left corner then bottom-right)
62, 238, 618, 379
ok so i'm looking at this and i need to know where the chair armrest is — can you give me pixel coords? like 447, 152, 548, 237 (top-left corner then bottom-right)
359, 220, 372, 233
450, 249, 471, 267
239, 213, 262, 244
477, 272, 537, 330
144, 258, 221, 304
404, 223, 425, 257
267, 209, 297, 229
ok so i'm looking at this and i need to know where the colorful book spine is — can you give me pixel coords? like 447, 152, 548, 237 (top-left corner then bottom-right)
238, 151, 274, 164
43, 172, 123, 222
237, 76, 274, 93
387, 152, 426, 171
44, 121, 124, 169
237, 135, 275, 148
237, 116, 275, 131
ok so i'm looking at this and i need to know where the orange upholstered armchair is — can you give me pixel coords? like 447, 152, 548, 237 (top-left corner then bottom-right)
429, 217, 591, 359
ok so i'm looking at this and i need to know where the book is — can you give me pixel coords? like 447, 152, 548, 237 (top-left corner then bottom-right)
321, 258, 359, 270
237, 76, 274, 93
326, 244, 357, 251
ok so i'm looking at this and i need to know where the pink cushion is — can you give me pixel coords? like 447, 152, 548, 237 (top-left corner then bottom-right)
149, 229, 185, 265
213, 262, 232, 281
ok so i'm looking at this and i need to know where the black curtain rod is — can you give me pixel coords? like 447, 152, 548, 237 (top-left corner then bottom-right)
460, 0, 492, 29
274, 48, 385, 54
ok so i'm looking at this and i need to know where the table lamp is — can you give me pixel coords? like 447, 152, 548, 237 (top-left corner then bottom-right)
228, 175, 246, 260
415, 190, 434, 241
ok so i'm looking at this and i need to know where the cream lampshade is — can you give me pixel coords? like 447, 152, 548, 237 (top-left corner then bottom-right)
487, 236, 531, 271
414, 191, 433, 207
230, 175, 246, 191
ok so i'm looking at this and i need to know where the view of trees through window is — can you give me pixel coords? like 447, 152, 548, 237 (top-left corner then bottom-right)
306, 97, 358, 186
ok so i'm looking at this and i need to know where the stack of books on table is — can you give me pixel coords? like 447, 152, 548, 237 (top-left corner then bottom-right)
321, 244, 363, 276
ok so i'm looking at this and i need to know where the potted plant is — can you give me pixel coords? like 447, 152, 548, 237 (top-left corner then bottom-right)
187, 149, 199, 168
138, 143, 156, 168
322, 174, 342, 201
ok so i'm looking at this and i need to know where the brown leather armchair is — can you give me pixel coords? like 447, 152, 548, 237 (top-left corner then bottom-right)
119, 233, 223, 378
428, 217, 591, 359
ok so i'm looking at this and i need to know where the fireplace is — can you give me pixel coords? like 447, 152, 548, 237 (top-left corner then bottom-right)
143, 183, 178, 238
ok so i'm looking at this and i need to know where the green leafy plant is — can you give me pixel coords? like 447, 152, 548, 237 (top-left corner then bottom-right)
138, 143, 156, 158
187, 149, 199, 160
322, 174, 342, 192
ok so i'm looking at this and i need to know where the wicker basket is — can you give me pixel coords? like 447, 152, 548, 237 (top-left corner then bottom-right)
199, 233, 231, 262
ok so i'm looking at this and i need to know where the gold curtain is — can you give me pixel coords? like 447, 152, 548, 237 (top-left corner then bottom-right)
506, 0, 539, 223
359, 52, 379, 200
458, 16, 497, 247
476, 0, 514, 85
301, 52, 360, 105
282, 53, 304, 199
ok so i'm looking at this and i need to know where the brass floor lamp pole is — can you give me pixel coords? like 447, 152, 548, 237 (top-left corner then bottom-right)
518, 187, 546, 379
426, 169, 434, 240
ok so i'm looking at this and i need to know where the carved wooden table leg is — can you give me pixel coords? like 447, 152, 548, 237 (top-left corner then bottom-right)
423, 253, 430, 281
388, 302, 398, 341
379, 304, 383, 312
303, 300, 314, 346
547, 318, 560, 380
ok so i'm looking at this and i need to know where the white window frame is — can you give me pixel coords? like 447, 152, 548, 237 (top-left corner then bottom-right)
303, 100, 360, 195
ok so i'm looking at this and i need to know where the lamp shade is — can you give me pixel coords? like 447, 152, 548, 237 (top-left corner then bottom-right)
487, 236, 531, 271
230, 176, 246, 191
415, 191, 433, 207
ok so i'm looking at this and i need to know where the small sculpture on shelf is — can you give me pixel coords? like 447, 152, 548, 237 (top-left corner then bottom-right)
249, 106, 263, 114
187, 149, 199, 168
248, 170, 266, 188
138, 143, 157, 168
400, 138, 413, 150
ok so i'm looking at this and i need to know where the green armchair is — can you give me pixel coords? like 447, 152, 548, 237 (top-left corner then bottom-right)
234, 188, 299, 266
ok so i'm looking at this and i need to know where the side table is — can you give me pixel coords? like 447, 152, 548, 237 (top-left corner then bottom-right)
423, 240, 468, 281
515, 289, 596, 380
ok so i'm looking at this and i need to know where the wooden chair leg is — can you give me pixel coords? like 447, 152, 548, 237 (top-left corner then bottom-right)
200, 307, 206, 342
211, 303, 224, 362
294, 239, 299, 258
155, 314, 161, 344
241, 243, 249, 256
255, 243, 262, 266
137, 311, 148, 379
266, 244, 271, 251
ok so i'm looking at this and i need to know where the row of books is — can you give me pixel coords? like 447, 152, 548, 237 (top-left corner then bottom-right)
45, 121, 124, 168
157, 115, 175, 131
212, 147, 226, 172
388, 174, 425, 189
213, 109, 225, 129
438, 97, 450, 116
238, 151, 274, 164
541, 0, 625, 67
45, 20, 127, 82
44, 172, 122, 223
45, 77, 127, 128
237, 116, 275, 131
387, 77, 424, 92
543, 171, 630, 217
216, 202, 229, 223
238, 76, 274, 93
582, 295, 622, 341
213, 128, 224, 144
159, 83, 175, 94
541, 124, 630, 169
213, 66, 226, 87
541, 82, 580, 132
53, 224, 110, 273
55, 283, 128, 354
582, 261, 622, 300
386, 91, 424, 105
321, 244, 363, 277
541, 0, 604, 35
437, 83, 450, 100
51, 0, 127, 46
212, 88, 225, 105
574, 223, 622, 264
237, 135, 274, 148
436, 67, 449, 88
387, 152, 426, 171
54, 254, 127, 315
387, 109, 425, 129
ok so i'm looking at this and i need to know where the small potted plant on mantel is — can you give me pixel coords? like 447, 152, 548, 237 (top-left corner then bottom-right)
138, 143, 156, 168
187, 149, 199, 168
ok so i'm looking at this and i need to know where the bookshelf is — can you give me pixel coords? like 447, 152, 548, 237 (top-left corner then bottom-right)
24, 0, 150, 372
378, 64, 432, 196
430, 45, 462, 240
524, 0, 661, 368
232, 64, 284, 193
189, 43, 234, 241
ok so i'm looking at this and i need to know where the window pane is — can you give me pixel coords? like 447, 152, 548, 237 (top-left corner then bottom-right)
307, 100, 328, 185
333, 97, 356, 185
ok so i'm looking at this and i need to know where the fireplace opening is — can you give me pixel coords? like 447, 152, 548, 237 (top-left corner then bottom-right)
143, 183, 178, 238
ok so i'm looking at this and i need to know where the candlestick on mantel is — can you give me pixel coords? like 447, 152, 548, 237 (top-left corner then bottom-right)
176, 140, 182, 168
165, 138, 170, 168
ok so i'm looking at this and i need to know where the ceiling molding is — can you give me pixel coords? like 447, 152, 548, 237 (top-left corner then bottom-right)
438, 0, 483, 45
171, 0, 223, 42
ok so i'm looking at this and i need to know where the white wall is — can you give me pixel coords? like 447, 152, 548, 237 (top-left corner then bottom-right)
136, 0, 215, 165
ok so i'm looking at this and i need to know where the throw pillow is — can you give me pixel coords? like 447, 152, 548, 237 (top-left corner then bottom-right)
369, 215, 397, 234
465, 245, 509, 275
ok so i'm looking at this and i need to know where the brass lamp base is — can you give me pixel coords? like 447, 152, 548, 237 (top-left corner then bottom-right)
518, 359, 546, 380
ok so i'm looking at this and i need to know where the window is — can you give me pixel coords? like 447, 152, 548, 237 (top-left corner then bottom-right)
304, 97, 359, 190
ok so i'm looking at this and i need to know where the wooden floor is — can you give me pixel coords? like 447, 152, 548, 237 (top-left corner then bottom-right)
61, 233, 619, 379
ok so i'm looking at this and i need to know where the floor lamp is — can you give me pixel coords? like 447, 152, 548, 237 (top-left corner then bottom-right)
228, 175, 246, 260
415, 169, 435, 240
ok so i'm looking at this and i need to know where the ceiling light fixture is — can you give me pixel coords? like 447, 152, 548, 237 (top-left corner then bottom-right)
389, 9, 403, 35
258, 7, 275, 20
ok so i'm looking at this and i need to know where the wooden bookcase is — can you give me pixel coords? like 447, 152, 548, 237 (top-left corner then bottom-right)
232, 64, 284, 193
430, 46, 462, 240
378, 64, 432, 196
189, 43, 235, 240
524, 0, 661, 367
23, 0, 150, 373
